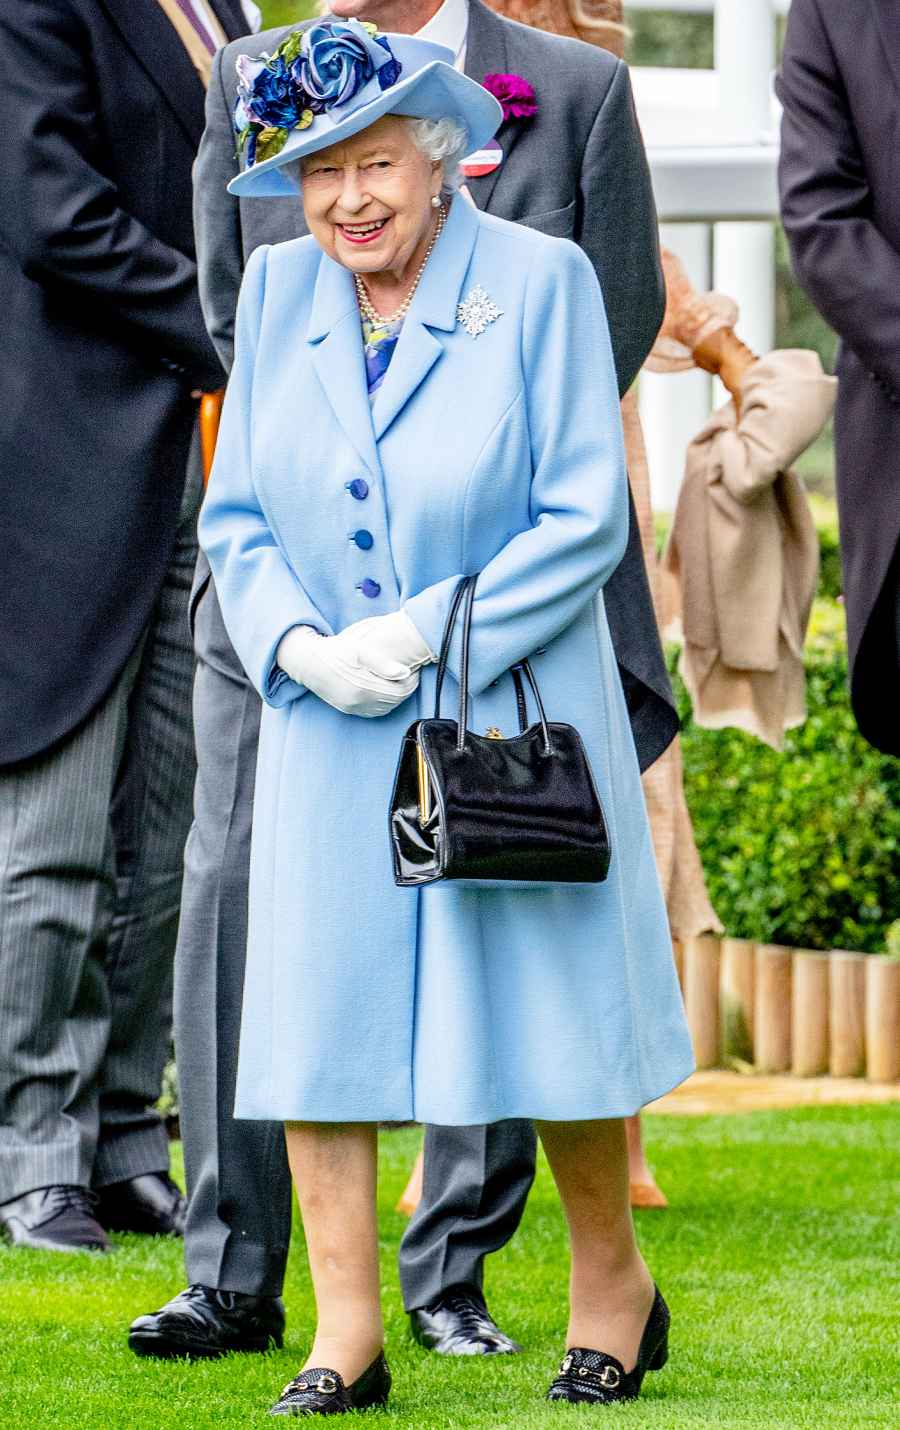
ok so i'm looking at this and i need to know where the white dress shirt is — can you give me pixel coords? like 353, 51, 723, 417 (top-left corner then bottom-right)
190, 0, 262, 47
417, 0, 469, 70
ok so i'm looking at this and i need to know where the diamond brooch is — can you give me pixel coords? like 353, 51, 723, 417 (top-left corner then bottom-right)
456, 284, 503, 337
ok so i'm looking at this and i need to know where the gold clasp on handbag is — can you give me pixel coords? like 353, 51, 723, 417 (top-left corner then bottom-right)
416, 739, 432, 826
486, 727, 503, 739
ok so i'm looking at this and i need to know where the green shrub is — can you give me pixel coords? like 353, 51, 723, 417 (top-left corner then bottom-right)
260, 0, 315, 27
677, 600, 900, 953
808, 493, 842, 600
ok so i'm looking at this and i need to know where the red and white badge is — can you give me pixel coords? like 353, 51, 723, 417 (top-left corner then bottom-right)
460, 139, 503, 179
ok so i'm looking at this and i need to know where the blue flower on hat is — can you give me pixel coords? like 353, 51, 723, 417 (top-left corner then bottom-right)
295, 21, 400, 114
237, 54, 303, 130
234, 20, 402, 171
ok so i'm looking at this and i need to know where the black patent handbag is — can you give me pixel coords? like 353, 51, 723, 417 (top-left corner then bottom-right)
389, 574, 611, 887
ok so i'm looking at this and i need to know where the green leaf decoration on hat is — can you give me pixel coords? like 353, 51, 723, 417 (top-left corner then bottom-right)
275, 30, 304, 65
255, 127, 289, 163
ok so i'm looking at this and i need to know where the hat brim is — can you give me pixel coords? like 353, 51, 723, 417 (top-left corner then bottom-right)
228, 61, 503, 199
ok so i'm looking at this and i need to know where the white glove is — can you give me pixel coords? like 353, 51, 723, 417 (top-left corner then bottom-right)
333, 609, 435, 681
276, 625, 419, 718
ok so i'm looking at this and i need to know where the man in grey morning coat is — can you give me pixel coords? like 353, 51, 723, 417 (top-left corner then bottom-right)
778, 0, 900, 757
130, 0, 675, 1359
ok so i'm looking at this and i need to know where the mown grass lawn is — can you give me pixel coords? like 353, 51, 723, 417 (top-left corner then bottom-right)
1, 1107, 896, 1429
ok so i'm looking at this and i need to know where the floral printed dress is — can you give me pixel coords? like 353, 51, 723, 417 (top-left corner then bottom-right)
362, 314, 403, 401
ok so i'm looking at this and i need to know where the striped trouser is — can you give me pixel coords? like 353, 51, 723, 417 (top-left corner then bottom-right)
0, 455, 200, 1202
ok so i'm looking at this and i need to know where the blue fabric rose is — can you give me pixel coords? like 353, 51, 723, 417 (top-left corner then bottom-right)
374, 36, 402, 90
239, 54, 303, 129
297, 21, 400, 114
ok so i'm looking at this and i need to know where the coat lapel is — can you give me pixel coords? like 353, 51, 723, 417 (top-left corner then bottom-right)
870, 0, 900, 97
308, 256, 381, 479
371, 196, 480, 442
463, 0, 526, 211
99, 0, 206, 143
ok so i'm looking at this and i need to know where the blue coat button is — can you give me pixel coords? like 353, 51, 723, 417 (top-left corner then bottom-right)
357, 579, 381, 599
346, 478, 369, 500
350, 529, 374, 550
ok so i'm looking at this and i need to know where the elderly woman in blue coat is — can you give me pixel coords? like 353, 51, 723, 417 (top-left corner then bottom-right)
200, 20, 692, 1418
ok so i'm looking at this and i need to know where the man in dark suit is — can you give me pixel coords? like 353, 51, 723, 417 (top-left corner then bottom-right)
130, 0, 674, 1357
778, 0, 900, 757
0, 0, 249, 1253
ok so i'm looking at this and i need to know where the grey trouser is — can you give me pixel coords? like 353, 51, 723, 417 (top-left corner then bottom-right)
0, 446, 201, 1202
178, 567, 536, 1303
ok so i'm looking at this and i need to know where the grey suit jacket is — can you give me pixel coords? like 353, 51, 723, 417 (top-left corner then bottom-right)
192, 0, 677, 770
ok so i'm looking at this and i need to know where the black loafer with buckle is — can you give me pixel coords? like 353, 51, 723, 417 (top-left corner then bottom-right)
267, 1352, 391, 1417
546, 1285, 670, 1405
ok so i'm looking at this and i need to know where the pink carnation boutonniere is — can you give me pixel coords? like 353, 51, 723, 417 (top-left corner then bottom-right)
483, 73, 538, 123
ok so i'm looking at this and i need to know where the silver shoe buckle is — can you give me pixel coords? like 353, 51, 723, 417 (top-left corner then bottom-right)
599, 1365, 621, 1388
316, 1375, 338, 1395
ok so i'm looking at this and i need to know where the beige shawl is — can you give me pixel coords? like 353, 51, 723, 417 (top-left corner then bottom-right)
661, 350, 836, 750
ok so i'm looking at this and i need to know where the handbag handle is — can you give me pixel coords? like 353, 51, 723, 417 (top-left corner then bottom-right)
432, 574, 553, 756
433, 574, 471, 718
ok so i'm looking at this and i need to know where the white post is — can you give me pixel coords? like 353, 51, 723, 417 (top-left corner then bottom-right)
713, 0, 777, 383
639, 223, 712, 512
714, 222, 775, 360
714, 0, 776, 139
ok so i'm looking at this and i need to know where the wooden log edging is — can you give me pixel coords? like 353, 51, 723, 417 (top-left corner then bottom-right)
791, 951, 830, 1077
720, 938, 755, 1064
754, 945, 793, 1073
829, 952, 867, 1078
865, 957, 900, 1083
667, 934, 899, 1082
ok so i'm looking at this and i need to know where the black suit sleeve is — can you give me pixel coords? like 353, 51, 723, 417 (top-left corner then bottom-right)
578, 60, 665, 397
0, 0, 223, 389
777, 0, 900, 397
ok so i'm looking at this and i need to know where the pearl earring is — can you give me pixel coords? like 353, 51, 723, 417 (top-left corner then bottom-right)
431, 194, 442, 209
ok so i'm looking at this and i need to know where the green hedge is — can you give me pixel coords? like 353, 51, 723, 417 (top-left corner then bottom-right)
678, 601, 900, 954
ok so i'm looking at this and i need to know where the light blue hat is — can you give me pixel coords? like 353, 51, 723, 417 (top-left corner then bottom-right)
229, 20, 503, 199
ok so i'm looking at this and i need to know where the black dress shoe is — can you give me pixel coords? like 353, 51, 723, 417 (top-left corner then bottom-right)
546, 1285, 670, 1405
0, 1185, 110, 1252
95, 1172, 186, 1236
268, 1353, 391, 1417
129, 1284, 286, 1359
410, 1285, 522, 1356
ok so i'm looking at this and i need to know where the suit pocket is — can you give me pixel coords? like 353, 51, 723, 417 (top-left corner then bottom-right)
516, 200, 576, 238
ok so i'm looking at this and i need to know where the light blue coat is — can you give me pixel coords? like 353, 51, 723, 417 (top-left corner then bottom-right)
199, 196, 693, 1123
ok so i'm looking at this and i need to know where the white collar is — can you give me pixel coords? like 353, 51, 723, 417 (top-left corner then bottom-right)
416, 0, 469, 69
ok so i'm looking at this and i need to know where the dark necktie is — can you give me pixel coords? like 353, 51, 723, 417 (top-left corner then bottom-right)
171, 0, 216, 56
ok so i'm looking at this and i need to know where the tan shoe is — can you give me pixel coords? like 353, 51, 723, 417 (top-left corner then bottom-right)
629, 1179, 669, 1210
395, 1147, 424, 1216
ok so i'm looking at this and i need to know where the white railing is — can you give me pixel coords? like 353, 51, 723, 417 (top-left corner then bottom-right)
630, 0, 782, 506
626, 0, 789, 14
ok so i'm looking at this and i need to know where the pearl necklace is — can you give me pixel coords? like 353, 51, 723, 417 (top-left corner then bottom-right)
354, 203, 447, 325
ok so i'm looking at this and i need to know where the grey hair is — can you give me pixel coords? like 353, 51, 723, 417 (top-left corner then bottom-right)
403, 117, 469, 194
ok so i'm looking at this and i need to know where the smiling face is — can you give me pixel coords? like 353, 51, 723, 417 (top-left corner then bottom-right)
300, 115, 443, 283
